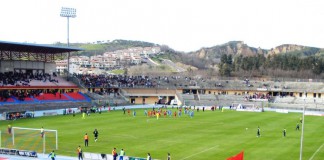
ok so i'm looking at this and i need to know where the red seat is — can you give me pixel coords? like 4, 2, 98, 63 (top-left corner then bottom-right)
0, 98, 14, 102
66, 92, 86, 100
35, 93, 69, 101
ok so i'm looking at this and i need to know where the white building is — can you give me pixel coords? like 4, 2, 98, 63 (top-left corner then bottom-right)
56, 46, 162, 73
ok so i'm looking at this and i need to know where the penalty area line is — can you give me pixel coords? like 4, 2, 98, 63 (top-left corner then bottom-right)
309, 143, 324, 160
179, 145, 218, 160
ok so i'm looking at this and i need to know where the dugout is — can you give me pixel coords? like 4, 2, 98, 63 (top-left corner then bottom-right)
80, 106, 97, 113
80, 106, 88, 113
4, 111, 31, 120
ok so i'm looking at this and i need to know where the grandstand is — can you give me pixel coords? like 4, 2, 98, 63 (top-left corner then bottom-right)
0, 41, 91, 113
65, 73, 324, 111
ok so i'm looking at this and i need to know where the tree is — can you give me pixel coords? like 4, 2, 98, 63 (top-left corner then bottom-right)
218, 54, 233, 76
227, 54, 233, 65
221, 54, 228, 64
219, 63, 231, 76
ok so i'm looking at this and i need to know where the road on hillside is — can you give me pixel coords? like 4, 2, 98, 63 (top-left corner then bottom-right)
143, 58, 160, 66
144, 58, 186, 72
161, 59, 186, 72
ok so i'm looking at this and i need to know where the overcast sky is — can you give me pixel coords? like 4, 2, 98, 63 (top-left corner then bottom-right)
0, 0, 323, 52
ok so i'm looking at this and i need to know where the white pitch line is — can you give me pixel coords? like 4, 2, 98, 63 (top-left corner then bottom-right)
309, 143, 324, 160
179, 145, 218, 160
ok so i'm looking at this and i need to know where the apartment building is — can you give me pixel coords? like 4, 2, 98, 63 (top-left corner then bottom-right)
56, 46, 161, 74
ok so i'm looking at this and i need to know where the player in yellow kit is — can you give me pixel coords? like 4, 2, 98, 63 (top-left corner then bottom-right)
156, 112, 160, 120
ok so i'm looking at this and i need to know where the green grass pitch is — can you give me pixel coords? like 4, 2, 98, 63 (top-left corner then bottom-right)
1, 109, 324, 160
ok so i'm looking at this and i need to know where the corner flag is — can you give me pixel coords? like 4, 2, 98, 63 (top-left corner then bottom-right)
227, 151, 244, 160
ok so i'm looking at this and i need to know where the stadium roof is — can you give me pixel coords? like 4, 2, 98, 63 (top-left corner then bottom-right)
0, 40, 83, 54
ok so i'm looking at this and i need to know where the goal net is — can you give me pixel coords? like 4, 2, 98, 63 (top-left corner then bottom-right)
12, 127, 58, 154
232, 103, 255, 109
232, 103, 262, 112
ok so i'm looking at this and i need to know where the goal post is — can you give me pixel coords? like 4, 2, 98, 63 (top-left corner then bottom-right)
12, 127, 58, 154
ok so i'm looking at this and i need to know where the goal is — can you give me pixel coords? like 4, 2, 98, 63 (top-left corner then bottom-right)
232, 103, 255, 109
232, 103, 264, 112
12, 127, 58, 154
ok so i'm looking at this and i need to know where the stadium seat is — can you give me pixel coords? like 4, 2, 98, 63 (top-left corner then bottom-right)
35, 93, 69, 101
66, 92, 86, 100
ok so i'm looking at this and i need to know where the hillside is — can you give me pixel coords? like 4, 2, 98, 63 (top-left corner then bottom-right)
191, 41, 267, 59
189, 41, 322, 59
268, 44, 321, 56
55, 39, 323, 59
53, 39, 324, 78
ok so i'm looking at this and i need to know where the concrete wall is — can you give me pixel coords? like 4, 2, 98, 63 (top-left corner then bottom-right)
0, 60, 51, 72
44, 62, 56, 73
132, 96, 158, 104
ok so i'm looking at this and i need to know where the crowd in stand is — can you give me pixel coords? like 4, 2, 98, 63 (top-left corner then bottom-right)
75, 74, 159, 88
76, 73, 293, 90
0, 71, 58, 87
75, 74, 207, 88
0, 71, 61, 101
75, 74, 272, 89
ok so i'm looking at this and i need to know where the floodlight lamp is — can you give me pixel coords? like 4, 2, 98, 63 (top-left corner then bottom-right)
60, 7, 77, 18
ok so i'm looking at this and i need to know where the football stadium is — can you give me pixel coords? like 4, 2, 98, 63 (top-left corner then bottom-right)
0, 41, 324, 160
2, 1, 324, 159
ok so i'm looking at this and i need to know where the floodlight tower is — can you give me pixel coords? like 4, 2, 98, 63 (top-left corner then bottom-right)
60, 7, 76, 47
60, 7, 76, 79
